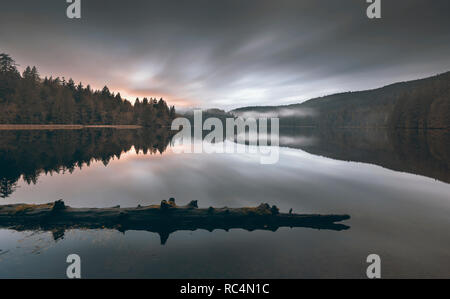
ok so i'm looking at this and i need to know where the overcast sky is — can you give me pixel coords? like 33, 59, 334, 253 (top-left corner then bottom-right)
1, 0, 449, 110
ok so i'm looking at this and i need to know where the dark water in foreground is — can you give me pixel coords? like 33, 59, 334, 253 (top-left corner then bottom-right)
0, 128, 449, 278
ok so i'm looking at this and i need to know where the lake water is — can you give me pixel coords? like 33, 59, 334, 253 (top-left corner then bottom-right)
0, 128, 449, 278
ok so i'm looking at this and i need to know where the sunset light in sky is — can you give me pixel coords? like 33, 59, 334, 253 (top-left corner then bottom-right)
2, 0, 450, 110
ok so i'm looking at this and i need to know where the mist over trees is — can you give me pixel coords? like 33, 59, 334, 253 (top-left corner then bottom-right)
232, 72, 450, 129
0, 53, 176, 126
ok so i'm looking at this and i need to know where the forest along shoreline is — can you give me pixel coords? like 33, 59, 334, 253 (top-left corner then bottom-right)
0, 124, 143, 130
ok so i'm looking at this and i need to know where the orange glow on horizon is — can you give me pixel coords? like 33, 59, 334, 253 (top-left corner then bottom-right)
117, 88, 198, 108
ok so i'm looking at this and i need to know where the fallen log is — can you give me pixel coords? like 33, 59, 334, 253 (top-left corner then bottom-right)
0, 199, 350, 244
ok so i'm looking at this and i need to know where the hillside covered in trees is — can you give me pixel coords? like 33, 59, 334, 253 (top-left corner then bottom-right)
232, 72, 450, 129
0, 53, 176, 126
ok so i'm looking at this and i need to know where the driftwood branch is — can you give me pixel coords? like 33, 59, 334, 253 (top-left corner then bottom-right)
0, 199, 350, 244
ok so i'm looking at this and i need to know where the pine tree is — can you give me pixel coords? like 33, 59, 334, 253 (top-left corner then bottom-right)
0, 53, 176, 126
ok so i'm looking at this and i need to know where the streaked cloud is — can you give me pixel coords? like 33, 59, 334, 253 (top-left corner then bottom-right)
1, 0, 449, 109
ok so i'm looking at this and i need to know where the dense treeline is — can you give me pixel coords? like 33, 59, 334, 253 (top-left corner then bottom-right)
180, 108, 235, 124
232, 72, 450, 129
389, 73, 450, 129
0, 53, 176, 126
0, 128, 173, 198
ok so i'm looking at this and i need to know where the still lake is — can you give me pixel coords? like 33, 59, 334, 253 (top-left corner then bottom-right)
0, 128, 449, 278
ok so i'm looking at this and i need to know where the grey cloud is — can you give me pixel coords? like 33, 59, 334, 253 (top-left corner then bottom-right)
1, 0, 449, 109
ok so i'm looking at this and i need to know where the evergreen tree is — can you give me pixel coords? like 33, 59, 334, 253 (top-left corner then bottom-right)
0, 53, 176, 126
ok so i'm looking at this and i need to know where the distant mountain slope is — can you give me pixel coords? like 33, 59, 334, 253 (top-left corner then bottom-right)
232, 72, 450, 129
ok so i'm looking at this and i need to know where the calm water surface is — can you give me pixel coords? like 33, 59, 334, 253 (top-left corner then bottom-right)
0, 128, 449, 278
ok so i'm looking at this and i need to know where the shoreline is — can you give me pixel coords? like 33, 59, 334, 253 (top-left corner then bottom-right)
0, 124, 447, 131
0, 124, 142, 130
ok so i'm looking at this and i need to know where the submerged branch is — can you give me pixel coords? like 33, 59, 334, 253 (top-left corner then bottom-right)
0, 199, 350, 244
